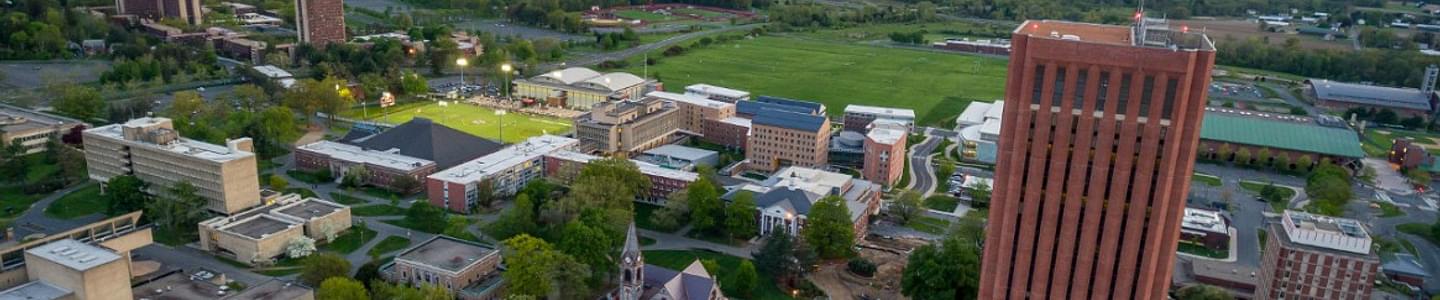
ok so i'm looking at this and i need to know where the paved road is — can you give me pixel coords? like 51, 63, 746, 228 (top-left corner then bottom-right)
1190, 163, 1314, 267
13, 183, 101, 238
908, 135, 941, 196
538, 23, 766, 71
636, 228, 757, 259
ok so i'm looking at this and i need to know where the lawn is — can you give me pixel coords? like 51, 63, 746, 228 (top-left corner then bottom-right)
284, 188, 319, 198
615, 9, 674, 21
906, 216, 951, 235
1363, 128, 1440, 157
799, 21, 1013, 43
1376, 202, 1406, 218
922, 195, 960, 212
0, 186, 45, 219
672, 8, 729, 18
643, 250, 791, 300
342, 101, 572, 143
1397, 223, 1439, 245
327, 192, 370, 205
1239, 180, 1296, 212
1191, 173, 1222, 187
620, 36, 1008, 126
634, 203, 681, 233
1177, 242, 1228, 259
367, 236, 412, 256
319, 227, 378, 254
352, 204, 407, 216
45, 184, 105, 220
286, 170, 332, 185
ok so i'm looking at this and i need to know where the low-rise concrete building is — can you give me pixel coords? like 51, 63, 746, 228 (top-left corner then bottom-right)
427, 135, 579, 213
0, 103, 85, 156
294, 140, 436, 193
542, 150, 698, 204
133, 271, 314, 300
637, 144, 719, 171
381, 236, 504, 300
83, 117, 261, 214
725, 167, 881, 238
955, 101, 1003, 164
3, 240, 133, 300
1180, 207, 1230, 251
198, 194, 351, 266
513, 67, 657, 110
573, 97, 679, 156
842, 105, 915, 132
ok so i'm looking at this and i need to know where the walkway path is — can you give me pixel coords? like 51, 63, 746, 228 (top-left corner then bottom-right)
636, 228, 757, 259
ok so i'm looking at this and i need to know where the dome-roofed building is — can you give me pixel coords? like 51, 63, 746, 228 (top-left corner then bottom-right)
513, 67, 659, 110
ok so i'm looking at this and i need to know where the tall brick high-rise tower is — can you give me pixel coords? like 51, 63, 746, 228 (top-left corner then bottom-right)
978, 17, 1215, 299
295, 0, 346, 45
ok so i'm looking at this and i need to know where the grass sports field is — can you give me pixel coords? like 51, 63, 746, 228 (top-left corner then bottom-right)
624, 36, 1008, 126
343, 101, 572, 143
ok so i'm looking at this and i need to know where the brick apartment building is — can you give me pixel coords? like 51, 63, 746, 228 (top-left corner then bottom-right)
1258, 211, 1379, 299
83, 117, 262, 214
841, 105, 915, 132
382, 236, 504, 300
746, 109, 830, 173
573, 96, 679, 156
700, 117, 750, 149
648, 91, 735, 136
294, 140, 437, 193
978, 19, 1216, 299
117, 0, 202, 25
542, 150, 698, 204
427, 135, 578, 213
295, 0, 345, 45
861, 121, 906, 187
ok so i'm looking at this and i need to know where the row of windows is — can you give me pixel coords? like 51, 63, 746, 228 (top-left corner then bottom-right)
1028, 64, 1183, 120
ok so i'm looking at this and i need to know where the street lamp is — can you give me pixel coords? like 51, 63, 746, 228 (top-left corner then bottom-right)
496, 109, 507, 142
456, 57, 469, 92
500, 63, 513, 99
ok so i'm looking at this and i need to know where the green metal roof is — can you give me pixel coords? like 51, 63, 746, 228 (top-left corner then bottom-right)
1200, 114, 1365, 158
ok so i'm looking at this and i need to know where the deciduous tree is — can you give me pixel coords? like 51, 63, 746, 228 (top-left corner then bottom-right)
803, 196, 855, 259
301, 253, 352, 287
725, 191, 758, 240
317, 277, 369, 300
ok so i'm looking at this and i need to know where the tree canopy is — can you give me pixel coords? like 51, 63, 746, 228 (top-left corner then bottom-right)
803, 196, 856, 259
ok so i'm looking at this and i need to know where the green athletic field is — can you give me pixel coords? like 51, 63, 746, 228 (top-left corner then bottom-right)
344, 101, 572, 143
623, 35, 1009, 126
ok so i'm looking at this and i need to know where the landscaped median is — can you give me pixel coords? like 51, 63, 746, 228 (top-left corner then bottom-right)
1191, 172, 1222, 187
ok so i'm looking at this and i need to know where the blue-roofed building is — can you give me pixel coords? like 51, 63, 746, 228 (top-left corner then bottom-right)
1381, 253, 1430, 288
735, 99, 816, 118
755, 95, 826, 114
746, 109, 832, 172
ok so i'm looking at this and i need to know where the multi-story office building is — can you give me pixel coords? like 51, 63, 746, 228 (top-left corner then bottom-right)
745, 109, 830, 172
861, 121, 906, 187
7, 240, 133, 300
978, 19, 1216, 299
83, 117, 261, 214
295, 0, 345, 45
1257, 211, 1379, 300
117, 0, 203, 25
381, 236, 504, 300
841, 105, 915, 132
683, 83, 750, 103
426, 135, 578, 213
573, 97, 679, 156
648, 91, 735, 136
198, 193, 352, 266
0, 103, 85, 156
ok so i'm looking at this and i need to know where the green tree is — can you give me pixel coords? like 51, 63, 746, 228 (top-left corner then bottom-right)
970, 181, 992, 208
316, 277, 369, 300
890, 189, 924, 223
1234, 148, 1252, 165
404, 203, 448, 233
901, 231, 980, 300
400, 71, 429, 95
301, 253, 352, 287
148, 181, 208, 233
651, 189, 690, 231
1296, 155, 1314, 171
283, 77, 352, 124
1408, 168, 1432, 184
732, 261, 759, 298
268, 174, 289, 190
105, 175, 149, 216
557, 220, 613, 288
687, 176, 724, 234
502, 234, 557, 298
803, 196, 856, 259
257, 106, 299, 149
54, 143, 86, 184
1175, 284, 1234, 300
1256, 148, 1272, 168
753, 226, 801, 281
485, 194, 538, 240
231, 84, 271, 111
725, 191, 758, 240
427, 36, 458, 75
53, 85, 104, 121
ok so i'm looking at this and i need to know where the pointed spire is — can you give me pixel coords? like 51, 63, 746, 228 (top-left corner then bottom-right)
623, 221, 642, 258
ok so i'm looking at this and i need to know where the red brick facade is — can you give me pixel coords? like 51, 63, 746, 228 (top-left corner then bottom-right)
978, 21, 1215, 300
1257, 224, 1379, 300
861, 134, 905, 186
542, 155, 692, 204
296, 0, 345, 45
293, 147, 435, 193
700, 119, 748, 150
425, 179, 472, 213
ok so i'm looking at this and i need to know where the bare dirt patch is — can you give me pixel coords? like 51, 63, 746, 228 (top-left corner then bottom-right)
1185, 18, 1353, 51
807, 236, 929, 299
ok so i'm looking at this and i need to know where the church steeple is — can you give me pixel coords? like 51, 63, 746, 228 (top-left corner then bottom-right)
619, 222, 645, 300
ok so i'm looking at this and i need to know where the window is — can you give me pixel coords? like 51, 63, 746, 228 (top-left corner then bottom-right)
1074, 68, 1088, 109
1117, 74, 1132, 115
1139, 75, 1155, 116
1031, 65, 1046, 105
1096, 71, 1110, 113
1162, 78, 1179, 119
1052, 67, 1067, 107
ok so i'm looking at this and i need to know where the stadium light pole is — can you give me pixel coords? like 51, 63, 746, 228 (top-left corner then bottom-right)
456, 57, 469, 94
496, 109, 507, 142
501, 63, 513, 100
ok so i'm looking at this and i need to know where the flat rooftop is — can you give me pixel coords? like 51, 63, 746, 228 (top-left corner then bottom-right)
131, 271, 224, 300
396, 236, 498, 274
86, 117, 254, 162
0, 281, 71, 300
843, 105, 916, 119
866, 126, 905, 145
649, 91, 732, 109
1181, 208, 1227, 234
275, 199, 345, 220
1279, 210, 1373, 255
684, 83, 749, 98
1200, 110, 1365, 159
429, 135, 577, 184
299, 141, 434, 172
546, 150, 699, 182
222, 215, 297, 239
26, 239, 121, 272
0, 103, 83, 134
1308, 79, 1433, 111
642, 145, 718, 162
1016, 19, 1214, 51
